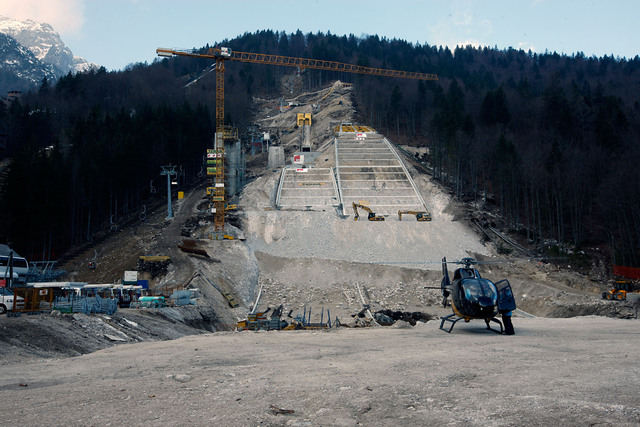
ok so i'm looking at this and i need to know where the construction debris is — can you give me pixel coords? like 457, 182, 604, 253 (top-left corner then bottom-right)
270, 405, 295, 415
177, 239, 210, 258
137, 256, 171, 278
237, 305, 333, 331
283, 306, 332, 330
372, 309, 435, 326
344, 305, 435, 327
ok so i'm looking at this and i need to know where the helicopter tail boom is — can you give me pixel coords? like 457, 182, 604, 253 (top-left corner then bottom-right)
441, 257, 452, 306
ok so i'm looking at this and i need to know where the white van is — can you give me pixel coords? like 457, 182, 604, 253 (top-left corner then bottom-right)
0, 287, 25, 314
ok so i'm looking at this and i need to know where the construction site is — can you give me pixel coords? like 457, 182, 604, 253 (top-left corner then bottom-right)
2, 55, 640, 425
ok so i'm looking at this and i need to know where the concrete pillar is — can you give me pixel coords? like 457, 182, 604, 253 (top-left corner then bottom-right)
268, 146, 285, 169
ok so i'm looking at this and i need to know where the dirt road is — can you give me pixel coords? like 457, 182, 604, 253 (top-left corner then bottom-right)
1, 316, 638, 426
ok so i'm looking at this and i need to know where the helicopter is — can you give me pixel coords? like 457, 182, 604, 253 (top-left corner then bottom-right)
437, 257, 516, 334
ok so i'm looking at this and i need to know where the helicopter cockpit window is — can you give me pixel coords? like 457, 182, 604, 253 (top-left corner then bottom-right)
454, 268, 478, 280
461, 279, 497, 304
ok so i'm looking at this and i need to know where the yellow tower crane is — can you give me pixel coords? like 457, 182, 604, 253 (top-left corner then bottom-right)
156, 46, 438, 234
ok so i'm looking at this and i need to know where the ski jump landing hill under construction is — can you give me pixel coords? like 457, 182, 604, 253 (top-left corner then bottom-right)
275, 124, 430, 219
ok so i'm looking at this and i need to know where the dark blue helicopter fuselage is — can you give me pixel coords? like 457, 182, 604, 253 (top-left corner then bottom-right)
451, 277, 499, 319
448, 267, 499, 320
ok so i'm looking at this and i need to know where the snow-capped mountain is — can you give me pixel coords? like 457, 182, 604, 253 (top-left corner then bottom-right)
0, 32, 58, 91
0, 16, 92, 74
0, 15, 95, 93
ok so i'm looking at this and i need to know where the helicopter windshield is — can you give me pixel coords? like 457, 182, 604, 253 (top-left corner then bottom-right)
461, 279, 497, 306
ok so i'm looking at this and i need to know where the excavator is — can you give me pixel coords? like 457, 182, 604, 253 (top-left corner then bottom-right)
398, 210, 432, 221
353, 202, 385, 221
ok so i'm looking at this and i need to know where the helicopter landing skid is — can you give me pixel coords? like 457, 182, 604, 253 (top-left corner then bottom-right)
439, 313, 504, 334
484, 317, 504, 334
439, 313, 465, 333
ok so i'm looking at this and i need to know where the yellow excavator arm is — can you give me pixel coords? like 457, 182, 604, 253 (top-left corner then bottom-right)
398, 210, 432, 221
353, 203, 385, 221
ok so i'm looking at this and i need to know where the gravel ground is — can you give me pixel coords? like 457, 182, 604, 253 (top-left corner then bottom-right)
1, 316, 639, 426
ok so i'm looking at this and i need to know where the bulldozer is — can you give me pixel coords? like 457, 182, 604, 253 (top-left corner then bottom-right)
602, 281, 639, 301
353, 202, 385, 221
398, 210, 432, 221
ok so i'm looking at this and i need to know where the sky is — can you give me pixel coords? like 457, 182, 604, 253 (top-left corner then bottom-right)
0, 0, 638, 71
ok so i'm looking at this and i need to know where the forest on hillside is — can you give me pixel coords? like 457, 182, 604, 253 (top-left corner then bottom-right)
1, 30, 639, 268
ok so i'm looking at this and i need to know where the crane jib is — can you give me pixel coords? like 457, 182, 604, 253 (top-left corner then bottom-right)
227, 52, 437, 80
156, 48, 438, 81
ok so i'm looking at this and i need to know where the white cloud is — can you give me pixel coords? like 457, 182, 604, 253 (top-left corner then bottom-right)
457, 39, 485, 50
518, 42, 536, 52
0, 0, 85, 35
451, 3, 473, 27
428, 1, 493, 52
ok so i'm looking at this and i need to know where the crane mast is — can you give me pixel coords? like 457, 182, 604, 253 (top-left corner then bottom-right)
156, 46, 438, 235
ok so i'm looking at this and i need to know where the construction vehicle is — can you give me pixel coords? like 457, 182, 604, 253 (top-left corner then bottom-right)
398, 210, 432, 221
602, 281, 639, 301
237, 305, 288, 331
353, 202, 385, 221
297, 113, 312, 152
137, 256, 171, 270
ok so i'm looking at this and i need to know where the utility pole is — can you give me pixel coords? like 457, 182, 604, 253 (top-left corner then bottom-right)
7, 248, 13, 288
160, 165, 177, 219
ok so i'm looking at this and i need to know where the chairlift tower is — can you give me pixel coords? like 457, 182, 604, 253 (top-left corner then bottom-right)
160, 165, 177, 219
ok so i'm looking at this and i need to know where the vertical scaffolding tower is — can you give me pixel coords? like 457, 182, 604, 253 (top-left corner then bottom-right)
207, 135, 225, 234
206, 127, 240, 237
